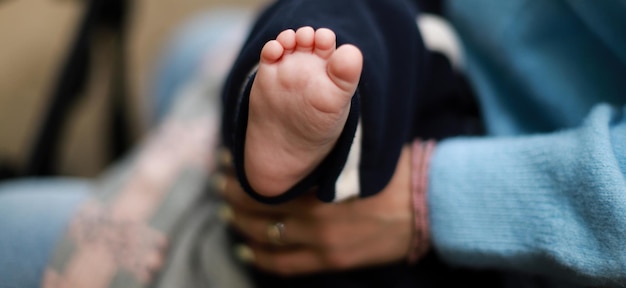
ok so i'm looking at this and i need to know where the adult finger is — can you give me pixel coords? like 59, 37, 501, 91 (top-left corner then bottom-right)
248, 245, 352, 276
241, 217, 414, 276
219, 171, 323, 216
229, 208, 319, 246
218, 172, 283, 215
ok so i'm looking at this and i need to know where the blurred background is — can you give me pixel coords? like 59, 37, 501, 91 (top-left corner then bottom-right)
0, 0, 263, 179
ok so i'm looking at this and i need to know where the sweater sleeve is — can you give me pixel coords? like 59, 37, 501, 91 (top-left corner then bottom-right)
428, 103, 626, 286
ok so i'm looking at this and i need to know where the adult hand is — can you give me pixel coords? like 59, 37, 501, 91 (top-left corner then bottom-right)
218, 146, 418, 276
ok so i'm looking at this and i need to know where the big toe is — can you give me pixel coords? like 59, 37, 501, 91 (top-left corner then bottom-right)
327, 44, 363, 93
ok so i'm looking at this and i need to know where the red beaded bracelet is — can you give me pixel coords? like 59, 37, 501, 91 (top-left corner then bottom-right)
408, 139, 436, 263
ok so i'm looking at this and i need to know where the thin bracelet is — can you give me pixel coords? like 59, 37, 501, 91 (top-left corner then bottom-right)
408, 139, 436, 263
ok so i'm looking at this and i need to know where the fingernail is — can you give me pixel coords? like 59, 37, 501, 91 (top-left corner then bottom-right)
234, 244, 255, 263
219, 148, 233, 167
218, 204, 234, 222
211, 173, 227, 192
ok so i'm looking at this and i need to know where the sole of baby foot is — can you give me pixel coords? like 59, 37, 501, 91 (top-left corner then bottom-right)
245, 27, 363, 197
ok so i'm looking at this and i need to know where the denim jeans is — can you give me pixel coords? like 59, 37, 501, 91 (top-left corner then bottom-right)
0, 179, 90, 288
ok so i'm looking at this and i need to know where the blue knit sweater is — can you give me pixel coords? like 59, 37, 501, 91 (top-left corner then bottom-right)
429, 0, 626, 285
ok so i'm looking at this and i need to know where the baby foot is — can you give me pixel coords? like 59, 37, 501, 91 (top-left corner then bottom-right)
245, 26, 363, 197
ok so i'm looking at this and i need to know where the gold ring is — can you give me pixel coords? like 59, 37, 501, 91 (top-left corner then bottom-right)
267, 222, 286, 245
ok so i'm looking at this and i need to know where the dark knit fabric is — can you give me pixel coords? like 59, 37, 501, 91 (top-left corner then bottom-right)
222, 0, 425, 204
